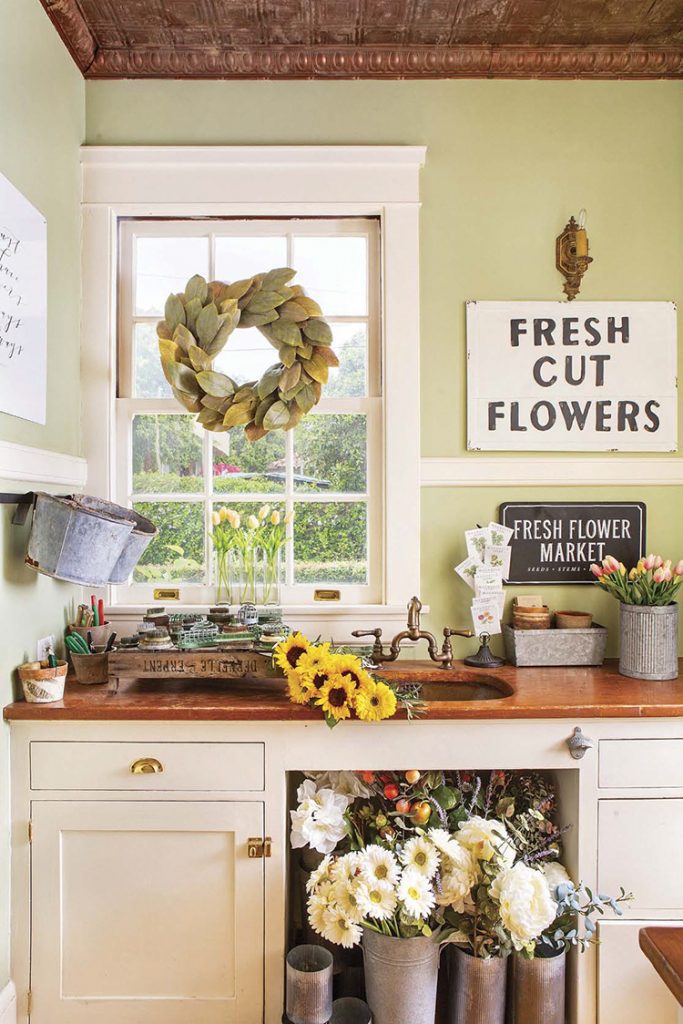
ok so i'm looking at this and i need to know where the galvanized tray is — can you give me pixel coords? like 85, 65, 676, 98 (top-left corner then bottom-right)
503, 623, 608, 667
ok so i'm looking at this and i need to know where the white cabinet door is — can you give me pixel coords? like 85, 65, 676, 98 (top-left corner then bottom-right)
31, 800, 264, 1024
598, 920, 681, 1024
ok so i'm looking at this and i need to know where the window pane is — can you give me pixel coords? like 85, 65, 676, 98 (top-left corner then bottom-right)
215, 236, 288, 283
135, 236, 209, 316
213, 327, 280, 386
294, 414, 367, 493
326, 323, 368, 398
133, 501, 205, 583
294, 502, 367, 584
212, 429, 286, 494
132, 415, 203, 494
292, 235, 367, 316
133, 323, 172, 398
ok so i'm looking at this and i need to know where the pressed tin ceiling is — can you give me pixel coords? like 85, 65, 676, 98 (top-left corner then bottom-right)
40, 0, 683, 79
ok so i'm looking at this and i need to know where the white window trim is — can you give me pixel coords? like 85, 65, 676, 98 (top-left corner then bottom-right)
81, 145, 426, 639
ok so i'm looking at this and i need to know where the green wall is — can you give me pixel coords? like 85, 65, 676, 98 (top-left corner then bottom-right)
86, 78, 683, 649
0, 0, 84, 988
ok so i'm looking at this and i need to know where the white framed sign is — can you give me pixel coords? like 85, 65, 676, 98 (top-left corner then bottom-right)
467, 301, 678, 452
0, 172, 47, 424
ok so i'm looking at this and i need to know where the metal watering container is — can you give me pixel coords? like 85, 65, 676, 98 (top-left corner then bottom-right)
25, 493, 156, 586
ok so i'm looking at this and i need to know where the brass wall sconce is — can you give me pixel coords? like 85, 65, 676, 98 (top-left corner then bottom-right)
556, 209, 592, 301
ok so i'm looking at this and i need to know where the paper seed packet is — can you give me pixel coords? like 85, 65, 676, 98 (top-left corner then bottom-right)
488, 521, 514, 548
471, 597, 502, 637
455, 555, 480, 591
465, 527, 490, 563
484, 544, 511, 579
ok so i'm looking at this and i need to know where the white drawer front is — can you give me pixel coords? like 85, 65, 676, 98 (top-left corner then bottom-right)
600, 739, 683, 789
598, 799, 683, 912
30, 742, 264, 791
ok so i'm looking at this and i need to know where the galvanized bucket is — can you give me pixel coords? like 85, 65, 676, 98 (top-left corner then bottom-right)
26, 493, 135, 586
447, 946, 507, 1024
331, 997, 373, 1023
619, 603, 679, 680
362, 930, 440, 1024
507, 950, 565, 1024
78, 497, 157, 583
286, 944, 333, 1024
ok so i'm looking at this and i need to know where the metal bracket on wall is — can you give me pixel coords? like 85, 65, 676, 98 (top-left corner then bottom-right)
0, 492, 38, 526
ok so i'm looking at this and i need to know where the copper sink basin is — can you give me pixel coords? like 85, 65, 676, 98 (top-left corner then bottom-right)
409, 676, 513, 702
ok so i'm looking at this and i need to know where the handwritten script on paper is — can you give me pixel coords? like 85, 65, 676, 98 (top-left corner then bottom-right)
0, 173, 47, 424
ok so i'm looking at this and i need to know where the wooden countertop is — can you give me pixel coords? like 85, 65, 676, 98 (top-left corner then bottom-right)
4, 659, 682, 722
640, 927, 683, 1006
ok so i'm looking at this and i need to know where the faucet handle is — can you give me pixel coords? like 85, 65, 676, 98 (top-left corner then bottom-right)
351, 627, 384, 662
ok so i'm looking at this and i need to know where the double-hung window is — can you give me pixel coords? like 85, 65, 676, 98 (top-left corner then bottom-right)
116, 217, 382, 605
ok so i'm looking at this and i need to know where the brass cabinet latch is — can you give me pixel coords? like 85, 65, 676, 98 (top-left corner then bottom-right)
247, 837, 272, 859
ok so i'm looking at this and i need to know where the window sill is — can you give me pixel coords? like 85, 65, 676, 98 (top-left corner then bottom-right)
106, 603, 424, 644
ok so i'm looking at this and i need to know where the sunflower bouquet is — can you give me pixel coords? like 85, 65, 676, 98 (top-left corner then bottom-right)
273, 633, 422, 728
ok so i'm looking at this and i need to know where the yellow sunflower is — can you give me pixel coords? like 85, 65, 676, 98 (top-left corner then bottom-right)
274, 633, 311, 675
333, 653, 375, 691
297, 643, 332, 677
298, 656, 338, 701
354, 680, 397, 722
315, 673, 357, 721
286, 669, 313, 705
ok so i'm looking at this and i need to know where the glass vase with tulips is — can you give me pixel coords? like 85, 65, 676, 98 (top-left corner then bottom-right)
210, 504, 292, 605
591, 553, 683, 605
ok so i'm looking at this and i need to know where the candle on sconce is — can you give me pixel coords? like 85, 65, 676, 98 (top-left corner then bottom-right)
575, 209, 589, 257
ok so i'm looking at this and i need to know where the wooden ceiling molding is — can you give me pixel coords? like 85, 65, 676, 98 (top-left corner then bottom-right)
39, 0, 683, 79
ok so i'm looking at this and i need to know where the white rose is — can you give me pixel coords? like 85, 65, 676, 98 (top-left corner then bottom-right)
457, 816, 515, 866
490, 862, 557, 951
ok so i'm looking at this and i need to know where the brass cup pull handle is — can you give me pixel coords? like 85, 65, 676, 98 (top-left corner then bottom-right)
130, 757, 164, 775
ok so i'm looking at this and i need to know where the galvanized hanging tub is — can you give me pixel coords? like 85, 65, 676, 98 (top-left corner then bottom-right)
362, 930, 440, 1024
25, 493, 156, 586
78, 496, 157, 584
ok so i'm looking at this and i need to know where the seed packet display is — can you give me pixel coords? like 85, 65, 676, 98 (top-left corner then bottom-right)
455, 556, 480, 591
465, 527, 490, 563
488, 521, 514, 548
474, 566, 504, 595
470, 597, 502, 637
484, 544, 512, 579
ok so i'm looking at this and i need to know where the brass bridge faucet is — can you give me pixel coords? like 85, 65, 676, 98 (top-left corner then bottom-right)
352, 596, 474, 670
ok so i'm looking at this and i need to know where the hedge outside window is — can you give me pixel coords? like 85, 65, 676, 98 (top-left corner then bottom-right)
117, 217, 382, 605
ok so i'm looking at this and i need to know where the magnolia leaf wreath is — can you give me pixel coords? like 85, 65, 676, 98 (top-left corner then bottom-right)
157, 270, 338, 441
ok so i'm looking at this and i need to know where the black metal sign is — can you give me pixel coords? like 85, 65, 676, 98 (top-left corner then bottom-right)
499, 502, 646, 584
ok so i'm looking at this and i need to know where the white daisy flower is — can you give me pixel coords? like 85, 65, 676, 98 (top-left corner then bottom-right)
427, 828, 463, 862
330, 851, 363, 884
360, 846, 400, 886
397, 868, 436, 920
356, 880, 398, 921
332, 879, 365, 924
306, 855, 333, 893
321, 907, 363, 948
307, 893, 331, 936
400, 836, 439, 879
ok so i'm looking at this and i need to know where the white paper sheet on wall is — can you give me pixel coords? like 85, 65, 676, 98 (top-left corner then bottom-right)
0, 172, 47, 425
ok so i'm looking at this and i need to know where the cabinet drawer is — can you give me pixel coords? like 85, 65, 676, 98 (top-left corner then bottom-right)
30, 742, 264, 792
600, 739, 683, 789
598, 799, 683, 912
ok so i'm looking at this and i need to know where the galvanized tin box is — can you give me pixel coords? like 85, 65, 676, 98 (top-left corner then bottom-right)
503, 623, 607, 667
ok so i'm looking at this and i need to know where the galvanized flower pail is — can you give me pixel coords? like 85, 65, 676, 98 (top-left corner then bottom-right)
447, 946, 507, 1024
619, 603, 679, 680
362, 930, 440, 1024
507, 950, 565, 1024
286, 944, 333, 1024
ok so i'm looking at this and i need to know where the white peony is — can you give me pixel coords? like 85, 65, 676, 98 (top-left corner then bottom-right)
306, 771, 372, 799
290, 782, 350, 855
457, 816, 515, 866
542, 862, 572, 899
490, 862, 557, 951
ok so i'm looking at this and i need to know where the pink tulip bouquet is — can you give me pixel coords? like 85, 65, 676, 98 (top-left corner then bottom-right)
591, 554, 683, 606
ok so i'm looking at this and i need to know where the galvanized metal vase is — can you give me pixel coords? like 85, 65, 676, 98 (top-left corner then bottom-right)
362, 930, 440, 1024
507, 950, 565, 1024
447, 946, 507, 1024
619, 603, 679, 680
286, 944, 334, 1024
